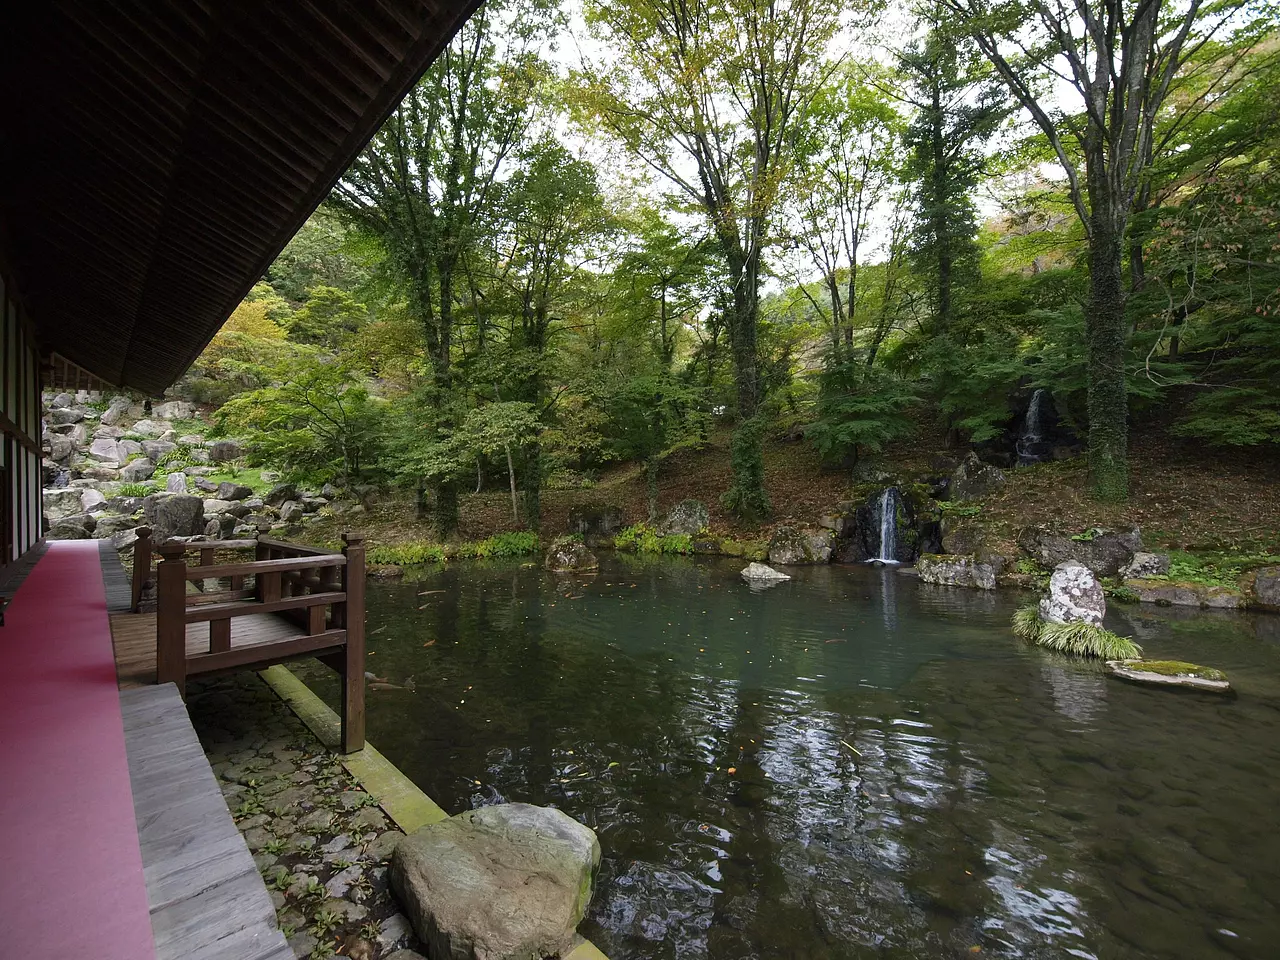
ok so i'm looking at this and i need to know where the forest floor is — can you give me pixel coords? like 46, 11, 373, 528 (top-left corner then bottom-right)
310, 422, 1280, 559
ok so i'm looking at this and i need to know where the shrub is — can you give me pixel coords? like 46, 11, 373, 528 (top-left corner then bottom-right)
614, 523, 694, 555
1012, 605, 1142, 659
117, 482, 155, 498
365, 532, 541, 566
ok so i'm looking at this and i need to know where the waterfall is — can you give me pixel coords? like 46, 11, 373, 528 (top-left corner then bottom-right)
875, 487, 900, 563
1016, 388, 1050, 465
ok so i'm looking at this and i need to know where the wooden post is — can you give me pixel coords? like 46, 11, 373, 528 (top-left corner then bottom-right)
131, 527, 152, 612
253, 536, 269, 601
155, 540, 188, 698
340, 532, 366, 753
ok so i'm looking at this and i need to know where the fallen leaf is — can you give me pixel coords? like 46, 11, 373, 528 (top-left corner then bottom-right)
727, 767, 737, 774
423, 640, 436, 647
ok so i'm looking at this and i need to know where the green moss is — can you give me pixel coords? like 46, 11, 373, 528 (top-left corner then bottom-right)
614, 523, 694, 555
1122, 660, 1228, 682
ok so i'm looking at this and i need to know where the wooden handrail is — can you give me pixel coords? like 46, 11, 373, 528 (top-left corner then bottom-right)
184, 592, 346, 623
255, 537, 336, 557
184, 555, 346, 580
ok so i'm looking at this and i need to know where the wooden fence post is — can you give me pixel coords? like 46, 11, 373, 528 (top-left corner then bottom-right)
155, 540, 188, 698
131, 526, 152, 612
340, 532, 366, 753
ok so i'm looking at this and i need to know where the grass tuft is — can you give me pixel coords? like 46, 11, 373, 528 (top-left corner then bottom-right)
1010, 605, 1142, 659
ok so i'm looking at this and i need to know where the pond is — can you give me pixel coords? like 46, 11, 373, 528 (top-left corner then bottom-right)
297, 556, 1280, 959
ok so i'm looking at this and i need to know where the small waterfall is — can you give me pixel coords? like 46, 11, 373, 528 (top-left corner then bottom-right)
1016, 388, 1051, 465
875, 487, 901, 563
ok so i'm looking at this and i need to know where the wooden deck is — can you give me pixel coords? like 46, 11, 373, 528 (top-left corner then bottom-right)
111, 611, 301, 689
121, 684, 291, 960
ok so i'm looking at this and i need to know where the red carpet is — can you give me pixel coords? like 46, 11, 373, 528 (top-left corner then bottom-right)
0, 542, 155, 959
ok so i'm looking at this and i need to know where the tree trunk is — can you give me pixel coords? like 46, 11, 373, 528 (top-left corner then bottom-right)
1084, 216, 1130, 502
522, 442, 541, 531
505, 442, 519, 523
722, 260, 770, 522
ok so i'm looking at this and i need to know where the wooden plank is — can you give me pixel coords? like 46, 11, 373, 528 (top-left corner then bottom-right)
185, 591, 345, 622
255, 537, 335, 557
186, 630, 346, 674
187, 555, 345, 579
209, 617, 231, 653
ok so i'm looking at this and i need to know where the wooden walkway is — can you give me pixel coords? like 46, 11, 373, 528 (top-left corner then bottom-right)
121, 684, 291, 960
112, 611, 300, 688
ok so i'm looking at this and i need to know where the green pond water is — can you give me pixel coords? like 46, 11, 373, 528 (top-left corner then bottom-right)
297, 556, 1280, 959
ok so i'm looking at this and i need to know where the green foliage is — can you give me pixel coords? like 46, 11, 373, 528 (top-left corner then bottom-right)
721, 416, 771, 523
366, 531, 541, 566
806, 354, 917, 466
1012, 606, 1142, 659
117, 482, 155, 498
937, 502, 982, 517
287, 286, 368, 348
614, 524, 695, 555
1163, 550, 1280, 587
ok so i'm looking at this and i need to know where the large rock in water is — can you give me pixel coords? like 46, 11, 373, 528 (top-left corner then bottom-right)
1040, 561, 1105, 626
1244, 566, 1280, 612
1017, 525, 1142, 577
917, 554, 997, 590
949, 452, 1005, 500
656, 498, 709, 536
567, 503, 625, 539
391, 803, 600, 960
767, 526, 832, 565
144, 494, 205, 542
545, 536, 598, 573
741, 562, 790, 581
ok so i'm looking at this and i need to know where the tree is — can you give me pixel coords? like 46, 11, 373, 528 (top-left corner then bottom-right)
287, 286, 369, 348
782, 64, 905, 351
327, 0, 554, 536
941, 0, 1261, 500
899, 13, 1006, 335
578, 0, 844, 522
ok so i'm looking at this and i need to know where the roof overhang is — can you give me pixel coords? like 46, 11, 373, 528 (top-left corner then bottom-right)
0, 0, 478, 395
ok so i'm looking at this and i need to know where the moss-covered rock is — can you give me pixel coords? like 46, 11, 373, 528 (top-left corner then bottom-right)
1106, 659, 1231, 693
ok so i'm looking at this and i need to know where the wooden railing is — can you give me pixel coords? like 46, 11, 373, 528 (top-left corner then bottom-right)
151, 532, 366, 752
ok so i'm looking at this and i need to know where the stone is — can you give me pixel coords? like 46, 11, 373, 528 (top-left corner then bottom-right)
141, 439, 177, 462
366, 831, 405, 862
1126, 579, 1244, 610
338, 790, 371, 810
153, 400, 195, 420
377, 914, 414, 953
207, 439, 244, 462
89, 437, 123, 463
45, 435, 75, 463
49, 392, 74, 409
1017, 525, 1142, 578
949, 452, 1005, 500
80, 488, 107, 512
203, 498, 237, 515
741, 562, 790, 581
1106, 660, 1231, 694
657, 498, 709, 536
1243, 565, 1280, 612
42, 488, 87, 522
545, 536, 598, 573
129, 418, 167, 437
279, 500, 305, 522
93, 425, 126, 439
301, 497, 327, 513
120, 458, 156, 482
217, 481, 254, 501
767, 525, 830, 565
325, 864, 364, 899
321, 483, 340, 500
144, 493, 206, 541
1121, 551, 1171, 580
205, 515, 235, 537
178, 434, 205, 446
48, 513, 97, 539
567, 503, 626, 539
49, 407, 85, 425
1040, 561, 1106, 626
99, 396, 132, 425
917, 554, 997, 590
118, 439, 144, 459
391, 803, 600, 960
265, 482, 299, 506
165, 472, 188, 493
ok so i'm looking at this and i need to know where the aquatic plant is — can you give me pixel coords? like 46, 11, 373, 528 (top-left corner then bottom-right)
1012, 605, 1142, 659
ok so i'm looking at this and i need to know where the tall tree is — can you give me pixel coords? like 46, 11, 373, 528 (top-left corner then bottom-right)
941, 0, 1261, 500
326, 0, 554, 536
578, 0, 844, 522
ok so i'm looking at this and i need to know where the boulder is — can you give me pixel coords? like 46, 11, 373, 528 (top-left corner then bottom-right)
103, 496, 144, 515
49, 392, 75, 409
917, 554, 997, 590
1243, 566, 1280, 612
1039, 562, 1105, 626
390, 803, 600, 960
142, 439, 177, 462
93, 425, 125, 439
195, 478, 220, 493
741, 562, 791, 581
545, 536, 599, 573
1126, 579, 1244, 610
118, 439, 144, 459
656, 498, 709, 537
224, 501, 252, 519
1121, 551, 1171, 579
49, 407, 85, 425
767, 526, 832, 565
207, 439, 244, 462
99, 397, 132, 426
80, 489, 107, 512
216, 481, 254, 501
567, 504, 626, 539
153, 400, 195, 420
47, 434, 75, 462
178, 434, 206, 446
321, 483, 340, 500
279, 500, 305, 523
301, 497, 328, 513
43, 487, 88, 522
165, 472, 188, 493
1017, 525, 1142, 578
203, 499, 237, 515
1106, 660, 1231, 694
89, 437, 123, 463
92, 515, 140, 540
144, 494, 205, 541
205, 514, 237, 538
949, 452, 1005, 501
120, 458, 156, 483
48, 513, 97, 540
265, 482, 299, 506
129, 419, 167, 438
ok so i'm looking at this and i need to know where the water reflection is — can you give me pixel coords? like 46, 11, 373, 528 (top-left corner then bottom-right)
297, 556, 1280, 959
